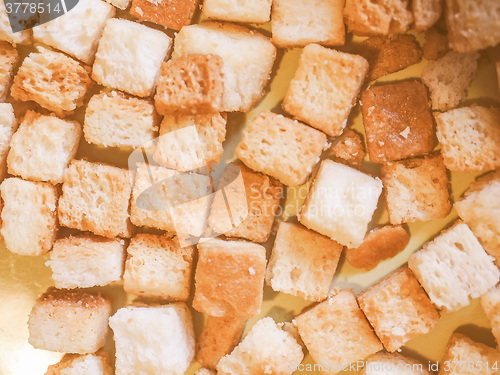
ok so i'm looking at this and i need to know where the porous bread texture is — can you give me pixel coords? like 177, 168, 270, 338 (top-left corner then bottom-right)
203, 0, 271, 23
172, 22, 276, 112
295, 290, 383, 375
271, 0, 345, 48
0, 41, 18, 101
480, 284, 500, 345
109, 303, 195, 375
104, 0, 130, 10
360, 352, 431, 375
0, 177, 57, 256
7, 111, 81, 184
299, 159, 383, 248
282, 43, 369, 137
92, 18, 172, 97
217, 317, 304, 375
0, 103, 17, 182
266, 222, 344, 301
45, 353, 113, 375
0, 0, 31, 44
412, 0, 442, 32
130, 0, 199, 31
423, 28, 449, 60
28, 288, 111, 354
434, 105, 500, 172
330, 128, 366, 165
408, 221, 500, 312
235, 111, 327, 187
10, 47, 92, 117
46, 235, 126, 289
358, 266, 440, 352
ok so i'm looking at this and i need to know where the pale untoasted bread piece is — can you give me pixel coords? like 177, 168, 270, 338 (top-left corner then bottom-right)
423, 27, 449, 60
130, 0, 199, 31
203, 0, 271, 23
0, 41, 18, 101
330, 128, 366, 166
412, 0, 442, 32
0, 103, 17, 182
0, 0, 31, 45
45, 353, 112, 375
361, 352, 431, 375
480, 284, 500, 345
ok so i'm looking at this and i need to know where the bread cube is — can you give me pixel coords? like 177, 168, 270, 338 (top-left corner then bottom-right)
409, 222, 500, 312
0, 41, 18, 101
299, 159, 383, 247
423, 27, 449, 60
330, 128, 366, 166
193, 239, 266, 318
103, 0, 129, 9
203, 0, 271, 23
47, 235, 126, 289
92, 19, 172, 97
295, 290, 383, 375
480, 285, 500, 345
435, 105, 500, 172
235, 111, 327, 186
123, 234, 194, 301
361, 352, 431, 375
266, 222, 343, 301
195, 369, 215, 375
497, 61, 500, 93
271, 0, 345, 47
7, 111, 81, 183
358, 266, 440, 352
58, 160, 133, 238
84, 91, 159, 148
172, 22, 276, 112
28, 288, 111, 354
381, 153, 451, 225
0, 103, 17, 182
45, 353, 112, 375
131, 0, 199, 30
412, 0, 442, 32
282, 44, 368, 137
0, 0, 30, 45
217, 317, 304, 375
11, 47, 92, 116
0, 178, 58, 256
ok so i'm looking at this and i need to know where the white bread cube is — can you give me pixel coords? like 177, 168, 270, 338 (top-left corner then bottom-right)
28, 288, 112, 354
408, 222, 500, 312
46, 235, 126, 289
7, 111, 81, 184
0, 0, 30, 45
45, 353, 112, 375
361, 352, 431, 375
412, 0, 442, 32
172, 22, 276, 112
217, 317, 304, 375
299, 159, 383, 247
92, 18, 172, 97
0, 177, 58, 256
480, 284, 500, 345
0, 103, 17, 182
109, 303, 195, 375
0, 41, 18, 101
104, 0, 130, 9
271, 0, 345, 48
203, 0, 271, 23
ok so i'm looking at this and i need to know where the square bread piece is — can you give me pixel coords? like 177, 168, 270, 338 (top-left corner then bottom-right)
130, 0, 199, 30
45, 353, 113, 375
33, 0, 115, 64
28, 288, 111, 354
330, 128, 366, 166
109, 303, 194, 375
412, 0, 442, 33
92, 18, 172, 98
266, 222, 344, 302
7, 111, 81, 184
361, 80, 435, 163
0, 103, 17, 182
46, 235, 126, 289
84, 91, 159, 148
235, 111, 327, 187
172, 22, 276, 112
358, 266, 440, 352
282, 44, 368, 137
0, 1, 30, 45
271, 0, 345, 48
203, 0, 271, 23
0, 177, 57, 256
58, 160, 133, 238
435, 105, 500, 172
408, 222, 500, 312
295, 290, 383, 375
123, 234, 194, 301
193, 239, 266, 318
0, 41, 18, 101
299, 159, 383, 248
480, 284, 500, 345
381, 153, 451, 225
361, 352, 431, 375
10, 47, 92, 117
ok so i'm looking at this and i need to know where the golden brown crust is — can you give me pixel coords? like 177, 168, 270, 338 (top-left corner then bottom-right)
0, 41, 18, 100
38, 287, 110, 309
423, 27, 449, 60
130, 0, 199, 31
330, 128, 366, 166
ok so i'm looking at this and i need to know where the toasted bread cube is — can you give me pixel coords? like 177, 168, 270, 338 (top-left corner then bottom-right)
217, 317, 304, 375
58, 160, 133, 238
0, 103, 17, 182
266, 222, 343, 301
193, 239, 266, 318
497, 61, 500, 93
435, 106, 500, 172
361, 352, 431, 375
104, 0, 130, 9
45, 353, 113, 375
235, 111, 327, 186
282, 44, 368, 137
423, 27, 449, 60
412, 0, 442, 32
0, 41, 18, 101
358, 266, 440, 352
84, 91, 159, 148
480, 285, 500, 345
131, 0, 198, 30
123, 234, 194, 301
7, 111, 81, 183
381, 153, 451, 225
109, 303, 195, 375
0, 0, 30, 45
197, 315, 246, 369
92, 19, 172, 97
172, 22, 276, 112
28, 288, 111, 354
203, 0, 271, 23
271, 0, 345, 48
409, 222, 500, 312
47, 235, 126, 289
11, 47, 92, 116
0, 178, 57, 256
295, 290, 383, 374
330, 128, 366, 165
299, 160, 383, 247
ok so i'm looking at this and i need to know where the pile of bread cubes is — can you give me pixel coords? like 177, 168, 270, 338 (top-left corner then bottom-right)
0, 0, 500, 373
